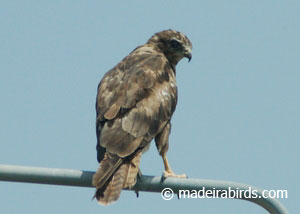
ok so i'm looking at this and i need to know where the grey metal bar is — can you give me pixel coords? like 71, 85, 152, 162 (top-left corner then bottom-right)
0, 164, 288, 214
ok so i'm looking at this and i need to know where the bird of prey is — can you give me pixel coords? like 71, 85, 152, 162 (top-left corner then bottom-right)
92, 29, 192, 205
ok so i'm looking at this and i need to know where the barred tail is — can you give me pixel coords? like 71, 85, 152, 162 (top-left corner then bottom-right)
92, 151, 142, 205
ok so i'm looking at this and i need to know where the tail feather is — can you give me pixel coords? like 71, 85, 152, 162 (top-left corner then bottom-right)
96, 163, 128, 205
93, 151, 142, 205
123, 151, 142, 188
92, 153, 123, 191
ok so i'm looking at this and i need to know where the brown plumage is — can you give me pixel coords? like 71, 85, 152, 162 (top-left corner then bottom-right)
93, 29, 192, 205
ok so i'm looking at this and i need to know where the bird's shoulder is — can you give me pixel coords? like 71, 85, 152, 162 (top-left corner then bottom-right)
96, 44, 176, 121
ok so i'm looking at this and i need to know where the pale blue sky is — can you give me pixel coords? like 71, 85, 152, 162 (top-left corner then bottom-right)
0, 1, 299, 213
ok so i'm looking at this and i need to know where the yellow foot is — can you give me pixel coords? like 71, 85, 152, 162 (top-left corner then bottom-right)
162, 171, 187, 180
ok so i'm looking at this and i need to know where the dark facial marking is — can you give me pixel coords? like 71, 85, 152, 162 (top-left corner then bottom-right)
170, 39, 181, 49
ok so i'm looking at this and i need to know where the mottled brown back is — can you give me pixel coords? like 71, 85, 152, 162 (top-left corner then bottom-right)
93, 29, 192, 205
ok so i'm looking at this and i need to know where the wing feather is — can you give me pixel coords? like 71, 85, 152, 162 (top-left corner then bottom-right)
96, 45, 177, 159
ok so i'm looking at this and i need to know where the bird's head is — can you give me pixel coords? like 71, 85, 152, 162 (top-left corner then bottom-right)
147, 29, 192, 66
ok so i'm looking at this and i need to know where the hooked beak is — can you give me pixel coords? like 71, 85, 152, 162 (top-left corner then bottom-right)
184, 49, 192, 62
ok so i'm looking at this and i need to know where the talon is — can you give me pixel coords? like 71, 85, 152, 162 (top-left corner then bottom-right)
161, 173, 167, 183
135, 190, 139, 198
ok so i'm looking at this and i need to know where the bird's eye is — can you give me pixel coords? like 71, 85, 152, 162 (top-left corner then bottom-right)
170, 39, 181, 49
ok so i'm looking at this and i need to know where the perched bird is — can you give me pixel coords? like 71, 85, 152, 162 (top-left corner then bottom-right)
93, 29, 192, 205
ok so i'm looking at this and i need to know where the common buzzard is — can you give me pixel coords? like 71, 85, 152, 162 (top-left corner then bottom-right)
93, 29, 192, 205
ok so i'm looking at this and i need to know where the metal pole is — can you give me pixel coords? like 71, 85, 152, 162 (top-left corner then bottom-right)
0, 164, 288, 214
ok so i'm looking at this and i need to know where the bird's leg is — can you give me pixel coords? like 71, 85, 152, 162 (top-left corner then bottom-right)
161, 152, 186, 179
